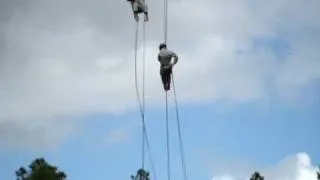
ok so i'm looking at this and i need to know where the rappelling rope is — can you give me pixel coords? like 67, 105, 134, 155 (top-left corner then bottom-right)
163, 0, 170, 179
142, 17, 146, 170
134, 18, 157, 180
143, 20, 158, 180
134, 20, 146, 169
162, 0, 188, 179
172, 73, 188, 180
165, 92, 171, 180
164, 0, 168, 44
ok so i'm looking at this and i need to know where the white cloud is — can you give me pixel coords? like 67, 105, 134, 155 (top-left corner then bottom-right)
0, 0, 319, 148
211, 153, 319, 180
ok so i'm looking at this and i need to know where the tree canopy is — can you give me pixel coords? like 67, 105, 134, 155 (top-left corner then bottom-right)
250, 171, 264, 180
15, 158, 66, 180
14, 158, 319, 180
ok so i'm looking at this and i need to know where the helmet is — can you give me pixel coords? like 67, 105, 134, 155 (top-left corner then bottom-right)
159, 43, 167, 50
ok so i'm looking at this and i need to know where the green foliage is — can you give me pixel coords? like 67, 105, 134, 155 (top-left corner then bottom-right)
131, 168, 150, 180
15, 158, 66, 180
250, 171, 264, 180
317, 166, 320, 180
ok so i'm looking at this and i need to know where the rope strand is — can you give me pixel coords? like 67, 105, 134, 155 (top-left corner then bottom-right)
143, 126, 157, 180
142, 17, 146, 170
172, 73, 188, 180
142, 20, 157, 180
162, 0, 189, 179
165, 91, 171, 180
134, 19, 157, 180
134, 20, 146, 169
164, 0, 168, 44
164, 1, 171, 180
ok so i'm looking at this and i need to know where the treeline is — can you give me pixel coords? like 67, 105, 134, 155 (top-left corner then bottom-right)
13, 158, 320, 180
15, 158, 66, 180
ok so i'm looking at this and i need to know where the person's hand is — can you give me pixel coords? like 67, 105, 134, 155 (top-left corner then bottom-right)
169, 59, 174, 66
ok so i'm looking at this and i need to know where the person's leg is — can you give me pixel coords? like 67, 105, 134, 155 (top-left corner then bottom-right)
166, 68, 172, 90
143, 4, 149, 21
134, 12, 139, 21
162, 68, 170, 91
161, 68, 171, 91
144, 12, 149, 21
132, 2, 139, 21
160, 68, 167, 90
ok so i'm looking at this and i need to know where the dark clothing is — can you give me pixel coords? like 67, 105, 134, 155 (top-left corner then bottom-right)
158, 48, 178, 91
160, 66, 172, 91
129, 0, 149, 21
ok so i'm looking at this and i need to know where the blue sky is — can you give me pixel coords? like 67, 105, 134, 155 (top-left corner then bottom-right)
1, 87, 319, 179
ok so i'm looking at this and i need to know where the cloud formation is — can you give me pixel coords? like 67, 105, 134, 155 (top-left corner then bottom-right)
212, 153, 319, 180
0, 0, 319, 148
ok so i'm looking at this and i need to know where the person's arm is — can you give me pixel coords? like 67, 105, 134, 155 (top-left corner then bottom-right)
170, 51, 178, 65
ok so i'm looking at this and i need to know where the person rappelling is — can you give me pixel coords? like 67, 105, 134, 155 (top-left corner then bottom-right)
158, 43, 178, 91
127, 0, 149, 22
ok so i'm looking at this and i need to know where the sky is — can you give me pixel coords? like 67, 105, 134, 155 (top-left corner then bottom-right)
0, 0, 319, 179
